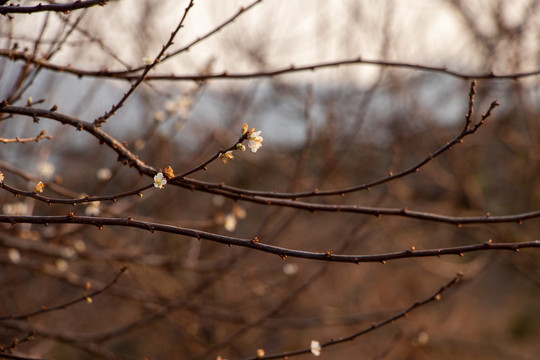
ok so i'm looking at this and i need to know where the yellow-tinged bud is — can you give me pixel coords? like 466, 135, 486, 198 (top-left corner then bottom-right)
163, 166, 175, 179
241, 123, 249, 135
34, 181, 44, 193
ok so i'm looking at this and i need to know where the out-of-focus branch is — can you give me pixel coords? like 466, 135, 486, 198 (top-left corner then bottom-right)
239, 274, 463, 360
0, 0, 109, 15
0, 267, 126, 321
93, 0, 195, 127
2, 49, 539, 81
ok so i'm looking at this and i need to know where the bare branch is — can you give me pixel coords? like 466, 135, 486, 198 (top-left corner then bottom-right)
2, 50, 540, 82
1, 215, 539, 263
0, 130, 51, 144
0, 0, 109, 15
240, 274, 463, 360
0, 267, 126, 321
93, 0, 195, 127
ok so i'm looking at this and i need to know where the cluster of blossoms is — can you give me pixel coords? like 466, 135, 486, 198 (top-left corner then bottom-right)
219, 123, 263, 164
154, 123, 263, 189
153, 166, 175, 189
241, 123, 263, 153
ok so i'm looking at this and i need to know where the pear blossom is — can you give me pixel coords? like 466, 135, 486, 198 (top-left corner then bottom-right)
37, 162, 55, 180
224, 213, 237, 232
219, 151, 234, 164
85, 201, 101, 216
96, 168, 112, 181
7, 248, 21, 264
142, 57, 153, 65
154, 172, 167, 189
232, 205, 246, 219
310, 340, 321, 356
177, 95, 193, 118
236, 143, 246, 151
247, 130, 263, 153
3, 202, 28, 215
283, 263, 299, 275
154, 110, 166, 123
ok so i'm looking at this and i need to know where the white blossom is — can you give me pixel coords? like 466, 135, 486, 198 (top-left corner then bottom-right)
247, 130, 263, 153
310, 340, 321, 356
154, 172, 167, 189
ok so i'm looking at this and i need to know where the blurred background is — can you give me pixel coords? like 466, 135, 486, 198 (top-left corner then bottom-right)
1, 1, 540, 359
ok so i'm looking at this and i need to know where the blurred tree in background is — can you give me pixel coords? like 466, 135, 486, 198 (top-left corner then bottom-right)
1, 1, 540, 359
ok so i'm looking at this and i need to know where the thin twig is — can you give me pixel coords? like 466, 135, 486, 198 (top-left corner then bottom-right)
238, 274, 463, 360
0, 215, 539, 262
0, 130, 51, 144
0, 267, 127, 321
93, 0, 195, 127
2, 50, 540, 82
0, 0, 108, 15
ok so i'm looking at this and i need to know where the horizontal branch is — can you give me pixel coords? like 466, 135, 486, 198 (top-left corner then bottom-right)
3, 101, 537, 227
172, 180, 540, 225
0, 0, 108, 15
1, 215, 539, 263
1, 49, 539, 82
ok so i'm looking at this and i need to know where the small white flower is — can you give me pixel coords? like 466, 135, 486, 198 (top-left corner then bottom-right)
247, 130, 263, 153
3, 202, 28, 215
154, 110, 166, 123
165, 100, 176, 114
55, 258, 69, 272
8, 248, 21, 264
154, 172, 167, 189
85, 201, 101, 216
212, 195, 225, 207
134, 138, 146, 150
73, 239, 86, 253
37, 162, 55, 180
232, 205, 246, 219
96, 168, 112, 181
142, 57, 153, 65
310, 340, 321, 356
283, 263, 299, 275
224, 213, 237, 232
177, 95, 193, 118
